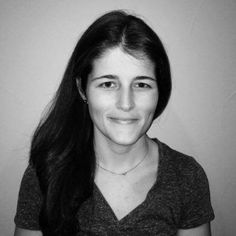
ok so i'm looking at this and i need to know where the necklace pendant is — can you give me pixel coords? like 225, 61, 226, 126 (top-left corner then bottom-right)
97, 147, 149, 176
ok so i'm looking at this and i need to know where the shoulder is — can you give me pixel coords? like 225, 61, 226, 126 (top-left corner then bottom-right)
21, 164, 40, 185
156, 139, 211, 194
156, 139, 215, 228
157, 140, 206, 179
14, 164, 42, 230
18, 164, 42, 200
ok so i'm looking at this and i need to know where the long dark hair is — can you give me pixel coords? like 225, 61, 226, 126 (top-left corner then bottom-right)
30, 10, 171, 235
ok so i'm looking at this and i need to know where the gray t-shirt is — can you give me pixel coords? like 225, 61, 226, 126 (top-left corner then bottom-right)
14, 139, 215, 235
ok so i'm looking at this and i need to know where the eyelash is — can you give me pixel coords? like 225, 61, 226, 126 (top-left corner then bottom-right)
134, 82, 152, 89
98, 82, 152, 89
99, 81, 117, 88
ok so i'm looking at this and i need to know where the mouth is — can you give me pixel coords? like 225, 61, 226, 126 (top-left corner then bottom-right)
108, 117, 138, 125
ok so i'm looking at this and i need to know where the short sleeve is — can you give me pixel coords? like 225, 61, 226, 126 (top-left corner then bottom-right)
14, 164, 43, 230
178, 159, 215, 229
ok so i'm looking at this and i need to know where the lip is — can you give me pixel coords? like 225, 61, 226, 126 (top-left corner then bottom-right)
108, 117, 138, 124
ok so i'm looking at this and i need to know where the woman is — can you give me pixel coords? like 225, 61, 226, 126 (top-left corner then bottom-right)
14, 10, 214, 235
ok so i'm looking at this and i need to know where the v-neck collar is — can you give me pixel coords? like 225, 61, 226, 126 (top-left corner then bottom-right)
93, 138, 164, 225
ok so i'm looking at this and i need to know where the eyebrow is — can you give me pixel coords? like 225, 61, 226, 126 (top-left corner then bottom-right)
90, 74, 156, 81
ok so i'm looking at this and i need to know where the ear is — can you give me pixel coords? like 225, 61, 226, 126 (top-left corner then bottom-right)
76, 78, 87, 101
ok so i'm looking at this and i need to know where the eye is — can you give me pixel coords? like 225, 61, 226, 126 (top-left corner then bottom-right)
99, 81, 117, 89
134, 82, 152, 89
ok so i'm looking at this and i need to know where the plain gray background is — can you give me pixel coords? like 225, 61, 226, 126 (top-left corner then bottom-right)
0, 0, 236, 235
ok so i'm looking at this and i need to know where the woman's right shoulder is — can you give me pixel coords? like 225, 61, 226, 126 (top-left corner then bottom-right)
18, 164, 42, 197
14, 164, 43, 231
22, 164, 38, 180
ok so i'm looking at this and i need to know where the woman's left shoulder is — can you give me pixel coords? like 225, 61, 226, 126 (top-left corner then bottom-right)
154, 139, 215, 227
157, 139, 208, 180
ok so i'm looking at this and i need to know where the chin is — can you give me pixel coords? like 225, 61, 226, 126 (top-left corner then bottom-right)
108, 132, 142, 146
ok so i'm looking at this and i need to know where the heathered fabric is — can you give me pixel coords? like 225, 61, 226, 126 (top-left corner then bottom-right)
14, 139, 214, 235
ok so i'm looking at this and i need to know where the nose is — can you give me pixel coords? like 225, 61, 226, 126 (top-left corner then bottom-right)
116, 87, 135, 111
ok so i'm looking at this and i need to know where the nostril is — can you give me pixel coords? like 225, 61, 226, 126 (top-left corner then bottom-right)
117, 90, 134, 111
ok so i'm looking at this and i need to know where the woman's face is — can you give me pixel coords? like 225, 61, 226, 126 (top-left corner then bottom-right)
86, 47, 158, 146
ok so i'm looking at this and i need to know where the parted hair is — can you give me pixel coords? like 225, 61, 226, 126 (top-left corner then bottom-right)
30, 10, 171, 235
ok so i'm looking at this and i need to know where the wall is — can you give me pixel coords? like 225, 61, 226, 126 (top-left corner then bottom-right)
0, 0, 235, 235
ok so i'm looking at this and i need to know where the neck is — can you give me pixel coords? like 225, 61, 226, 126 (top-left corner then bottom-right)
94, 134, 150, 172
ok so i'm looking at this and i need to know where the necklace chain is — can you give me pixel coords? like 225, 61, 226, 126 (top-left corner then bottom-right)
96, 148, 149, 176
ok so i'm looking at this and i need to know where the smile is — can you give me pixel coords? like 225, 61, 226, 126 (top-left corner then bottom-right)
108, 117, 138, 124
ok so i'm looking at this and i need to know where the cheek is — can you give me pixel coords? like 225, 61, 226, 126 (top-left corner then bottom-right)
138, 92, 158, 116
87, 99, 102, 120
87, 91, 111, 120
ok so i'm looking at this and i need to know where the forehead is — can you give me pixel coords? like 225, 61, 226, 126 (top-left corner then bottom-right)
89, 47, 155, 78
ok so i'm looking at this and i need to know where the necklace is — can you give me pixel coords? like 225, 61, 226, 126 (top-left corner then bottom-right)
96, 148, 149, 176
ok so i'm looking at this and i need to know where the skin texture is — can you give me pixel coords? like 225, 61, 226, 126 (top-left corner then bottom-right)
177, 223, 211, 236
14, 228, 42, 236
14, 47, 211, 235
84, 47, 158, 171
86, 47, 158, 145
